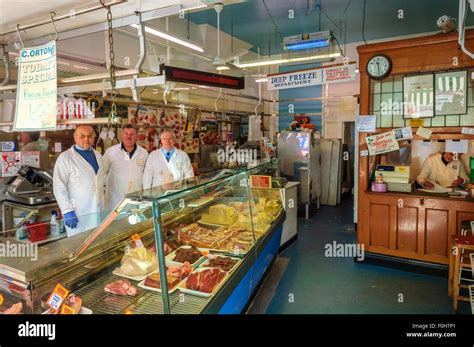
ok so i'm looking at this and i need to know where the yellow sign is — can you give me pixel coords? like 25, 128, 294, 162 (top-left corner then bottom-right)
14, 41, 57, 131
46, 283, 69, 313
408, 119, 424, 127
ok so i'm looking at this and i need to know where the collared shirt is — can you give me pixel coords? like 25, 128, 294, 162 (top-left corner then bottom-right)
121, 142, 137, 159
161, 147, 176, 162
74, 145, 99, 174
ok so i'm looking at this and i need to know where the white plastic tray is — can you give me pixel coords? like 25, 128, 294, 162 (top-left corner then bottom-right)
42, 307, 92, 314
178, 267, 228, 298
112, 268, 155, 282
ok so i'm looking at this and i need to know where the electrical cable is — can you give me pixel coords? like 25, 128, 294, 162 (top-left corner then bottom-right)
333, 35, 346, 58
362, 0, 368, 45
262, 0, 284, 41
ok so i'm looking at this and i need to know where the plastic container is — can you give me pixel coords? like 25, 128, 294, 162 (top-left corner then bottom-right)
50, 211, 59, 237
25, 222, 49, 242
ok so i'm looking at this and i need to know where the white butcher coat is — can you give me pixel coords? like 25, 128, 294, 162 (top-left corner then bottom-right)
53, 146, 105, 237
103, 143, 149, 211
416, 152, 469, 188
143, 148, 194, 189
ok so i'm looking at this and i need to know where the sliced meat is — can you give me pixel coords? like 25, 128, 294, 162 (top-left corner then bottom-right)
105, 280, 137, 297
186, 273, 200, 291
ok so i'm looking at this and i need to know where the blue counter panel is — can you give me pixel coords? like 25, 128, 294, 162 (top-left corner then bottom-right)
218, 224, 283, 314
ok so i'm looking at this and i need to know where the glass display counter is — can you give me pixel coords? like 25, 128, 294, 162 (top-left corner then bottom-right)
0, 160, 285, 314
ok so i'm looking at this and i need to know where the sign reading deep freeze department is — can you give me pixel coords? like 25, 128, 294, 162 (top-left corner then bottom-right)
267, 63, 356, 91
14, 41, 57, 131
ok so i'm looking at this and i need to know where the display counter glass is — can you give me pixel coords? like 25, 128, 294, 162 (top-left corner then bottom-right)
0, 160, 284, 314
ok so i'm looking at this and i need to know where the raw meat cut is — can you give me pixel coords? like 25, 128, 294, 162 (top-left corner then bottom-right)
1, 302, 22, 314
185, 268, 226, 293
105, 280, 137, 297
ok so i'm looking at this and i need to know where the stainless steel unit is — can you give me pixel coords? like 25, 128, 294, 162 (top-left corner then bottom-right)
0, 160, 284, 314
5, 166, 55, 205
277, 131, 321, 217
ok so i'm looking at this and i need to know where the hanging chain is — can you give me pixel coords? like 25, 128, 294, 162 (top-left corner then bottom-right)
104, 3, 117, 123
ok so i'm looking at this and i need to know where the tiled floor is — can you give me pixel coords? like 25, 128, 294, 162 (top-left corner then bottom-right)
264, 197, 472, 314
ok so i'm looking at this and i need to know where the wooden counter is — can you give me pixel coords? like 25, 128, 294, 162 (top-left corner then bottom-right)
358, 190, 474, 264
357, 31, 474, 266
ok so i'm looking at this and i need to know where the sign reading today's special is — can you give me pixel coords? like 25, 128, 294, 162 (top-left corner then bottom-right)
14, 41, 57, 131
366, 131, 400, 156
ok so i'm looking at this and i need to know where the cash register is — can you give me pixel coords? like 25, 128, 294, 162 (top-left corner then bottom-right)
375, 165, 413, 192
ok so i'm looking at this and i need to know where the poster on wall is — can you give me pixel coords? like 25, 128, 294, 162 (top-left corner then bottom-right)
14, 41, 57, 131
1, 152, 21, 177
434, 70, 467, 116
403, 74, 434, 119
357, 115, 376, 132
366, 131, 400, 156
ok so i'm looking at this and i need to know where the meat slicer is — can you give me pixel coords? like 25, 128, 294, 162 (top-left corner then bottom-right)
5, 165, 55, 205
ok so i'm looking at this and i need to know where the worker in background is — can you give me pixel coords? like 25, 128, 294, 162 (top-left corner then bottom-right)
102, 124, 149, 211
53, 125, 105, 237
416, 152, 469, 188
19, 132, 50, 170
143, 129, 194, 189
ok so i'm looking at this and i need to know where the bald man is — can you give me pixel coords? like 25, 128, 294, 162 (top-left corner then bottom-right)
53, 125, 105, 236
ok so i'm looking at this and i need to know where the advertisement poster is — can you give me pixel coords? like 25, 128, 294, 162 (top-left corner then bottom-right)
403, 74, 434, 119
434, 70, 467, 116
366, 131, 400, 156
1, 152, 21, 177
14, 41, 57, 130
393, 127, 413, 140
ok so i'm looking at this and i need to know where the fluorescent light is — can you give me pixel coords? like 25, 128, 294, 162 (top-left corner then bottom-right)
131, 24, 204, 53
285, 39, 330, 51
182, 3, 207, 11
235, 52, 340, 68
73, 64, 89, 70
255, 78, 268, 83
216, 66, 230, 71
355, 68, 360, 74
58, 61, 70, 66
173, 87, 190, 91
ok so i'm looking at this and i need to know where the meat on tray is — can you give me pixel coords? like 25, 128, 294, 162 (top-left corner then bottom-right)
205, 257, 238, 272
105, 279, 138, 297
186, 268, 226, 294
172, 246, 202, 264
143, 262, 192, 290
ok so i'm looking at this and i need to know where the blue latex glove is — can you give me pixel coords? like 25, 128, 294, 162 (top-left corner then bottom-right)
64, 211, 78, 229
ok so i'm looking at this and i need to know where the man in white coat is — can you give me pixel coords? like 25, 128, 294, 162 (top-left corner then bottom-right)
416, 152, 469, 188
53, 125, 105, 237
103, 124, 149, 210
143, 130, 194, 189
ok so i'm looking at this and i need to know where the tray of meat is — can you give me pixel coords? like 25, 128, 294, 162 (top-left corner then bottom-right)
166, 245, 205, 267
178, 267, 228, 298
200, 255, 241, 273
104, 280, 138, 297
138, 262, 192, 293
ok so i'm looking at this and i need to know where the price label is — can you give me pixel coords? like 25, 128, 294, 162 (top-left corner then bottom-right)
46, 283, 69, 313
250, 175, 272, 189
60, 304, 76, 314
131, 234, 144, 248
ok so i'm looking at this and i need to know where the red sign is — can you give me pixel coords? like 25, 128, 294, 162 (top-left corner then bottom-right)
165, 66, 245, 90
250, 175, 272, 189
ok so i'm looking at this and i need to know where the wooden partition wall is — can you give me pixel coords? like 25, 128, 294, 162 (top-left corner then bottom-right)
357, 31, 474, 265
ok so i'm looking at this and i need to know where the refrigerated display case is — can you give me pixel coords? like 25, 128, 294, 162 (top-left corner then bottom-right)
0, 160, 285, 314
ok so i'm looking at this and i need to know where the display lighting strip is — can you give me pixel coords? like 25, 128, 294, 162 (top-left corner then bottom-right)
285, 39, 330, 51
216, 66, 230, 71
235, 52, 341, 68
130, 24, 204, 53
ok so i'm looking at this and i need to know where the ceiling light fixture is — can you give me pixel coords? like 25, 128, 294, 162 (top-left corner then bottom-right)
235, 52, 341, 69
216, 66, 230, 71
130, 24, 204, 53
255, 78, 268, 83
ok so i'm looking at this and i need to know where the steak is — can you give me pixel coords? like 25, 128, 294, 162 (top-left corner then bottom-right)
105, 280, 137, 296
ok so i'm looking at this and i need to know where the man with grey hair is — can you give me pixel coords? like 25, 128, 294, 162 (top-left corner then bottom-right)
53, 125, 105, 236
143, 129, 194, 189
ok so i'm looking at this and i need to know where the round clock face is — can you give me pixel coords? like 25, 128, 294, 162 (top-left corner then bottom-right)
367, 55, 392, 79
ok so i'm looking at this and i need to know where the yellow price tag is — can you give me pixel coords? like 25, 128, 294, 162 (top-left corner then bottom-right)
0, 293, 3, 306
60, 304, 76, 314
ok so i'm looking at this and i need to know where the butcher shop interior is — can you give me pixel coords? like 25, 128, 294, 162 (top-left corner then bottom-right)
0, 0, 474, 327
